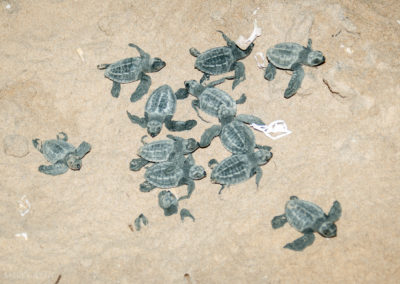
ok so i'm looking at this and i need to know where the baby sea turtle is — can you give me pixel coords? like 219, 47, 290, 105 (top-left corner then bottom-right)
200, 104, 269, 154
264, 39, 325, 98
184, 79, 246, 122
32, 132, 91, 176
129, 134, 199, 171
271, 196, 342, 251
158, 191, 195, 220
190, 31, 254, 89
134, 214, 149, 231
97, 43, 166, 102
127, 85, 197, 137
140, 154, 206, 201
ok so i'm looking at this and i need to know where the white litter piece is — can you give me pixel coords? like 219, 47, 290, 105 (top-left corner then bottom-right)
345, 47, 353, 54
15, 232, 28, 240
397, 20, 400, 25
76, 47, 85, 62
236, 19, 262, 50
252, 7, 260, 15
251, 120, 292, 140
254, 51, 268, 69
18, 195, 31, 217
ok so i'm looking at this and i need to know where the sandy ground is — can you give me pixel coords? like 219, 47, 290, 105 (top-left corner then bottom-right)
1, 0, 399, 283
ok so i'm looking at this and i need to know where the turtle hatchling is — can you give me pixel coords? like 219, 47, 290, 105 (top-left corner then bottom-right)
127, 84, 197, 137
158, 190, 195, 220
140, 154, 206, 201
97, 43, 166, 102
190, 31, 254, 90
129, 134, 199, 171
271, 196, 342, 251
32, 132, 91, 176
264, 39, 325, 98
200, 104, 270, 154
183, 79, 246, 122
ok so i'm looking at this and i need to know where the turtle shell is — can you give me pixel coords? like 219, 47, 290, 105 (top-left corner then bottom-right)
195, 47, 235, 75
285, 198, 326, 233
145, 85, 176, 117
42, 140, 75, 163
199, 88, 236, 117
220, 121, 255, 154
145, 162, 184, 188
266, 43, 305, 70
138, 139, 175, 162
104, 57, 143, 83
211, 154, 254, 185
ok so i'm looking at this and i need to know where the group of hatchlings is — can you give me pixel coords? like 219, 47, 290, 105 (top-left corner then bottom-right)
32, 31, 341, 251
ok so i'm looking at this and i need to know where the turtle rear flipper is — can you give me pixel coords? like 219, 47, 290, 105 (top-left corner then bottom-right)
232, 62, 245, 90
130, 73, 151, 102
271, 214, 287, 229
235, 94, 246, 105
39, 161, 69, 176
236, 114, 264, 125
284, 232, 315, 251
177, 178, 195, 201
327, 201, 342, 222
165, 118, 197, 132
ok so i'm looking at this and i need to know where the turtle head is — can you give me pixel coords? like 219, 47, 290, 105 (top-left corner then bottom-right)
318, 221, 337, 238
147, 120, 163, 137
183, 138, 199, 154
65, 153, 82, 170
184, 80, 203, 97
148, 57, 166, 72
254, 149, 273, 166
189, 165, 206, 180
305, 50, 325, 66
232, 42, 254, 60
158, 190, 178, 216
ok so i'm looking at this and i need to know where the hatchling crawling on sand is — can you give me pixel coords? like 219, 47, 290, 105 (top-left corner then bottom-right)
190, 31, 254, 90
140, 154, 206, 201
271, 196, 342, 251
158, 190, 195, 221
32, 132, 91, 175
129, 134, 199, 171
97, 43, 166, 102
127, 84, 197, 137
264, 39, 325, 98
183, 79, 246, 122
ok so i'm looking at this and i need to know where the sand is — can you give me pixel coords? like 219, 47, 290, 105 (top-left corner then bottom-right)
1, 0, 399, 283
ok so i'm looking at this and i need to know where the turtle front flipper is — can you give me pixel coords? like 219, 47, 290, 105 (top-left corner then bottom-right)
134, 214, 148, 231
327, 201, 342, 223
178, 178, 195, 201
284, 231, 315, 251
75, 141, 91, 159
130, 157, 149, 171
32, 138, 43, 153
180, 209, 195, 222
264, 63, 276, 81
38, 161, 69, 176
128, 43, 150, 60
97, 63, 110, 70
271, 214, 287, 229
232, 61, 245, 90
255, 166, 263, 188
111, 81, 121, 98
191, 100, 210, 123
140, 181, 156, 192
284, 65, 304, 99
130, 73, 151, 102
236, 114, 264, 125
200, 73, 210, 84
235, 93, 247, 105
127, 111, 147, 128
165, 118, 197, 132
200, 125, 222, 148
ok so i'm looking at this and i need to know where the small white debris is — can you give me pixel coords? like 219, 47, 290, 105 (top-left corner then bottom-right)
5, 3, 11, 9
340, 44, 345, 48
18, 195, 31, 216
252, 7, 260, 15
236, 20, 262, 50
15, 232, 28, 240
251, 120, 292, 140
397, 20, 400, 25
345, 47, 353, 54
254, 51, 268, 69
76, 47, 85, 62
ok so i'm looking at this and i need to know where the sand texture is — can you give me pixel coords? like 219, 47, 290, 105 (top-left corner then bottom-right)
1, 0, 399, 283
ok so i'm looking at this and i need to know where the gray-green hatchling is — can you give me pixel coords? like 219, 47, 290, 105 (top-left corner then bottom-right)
190, 31, 254, 89
140, 154, 206, 201
183, 79, 246, 122
32, 132, 91, 176
97, 43, 166, 102
271, 196, 342, 251
264, 39, 325, 98
129, 134, 199, 171
158, 191, 195, 220
127, 84, 197, 137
